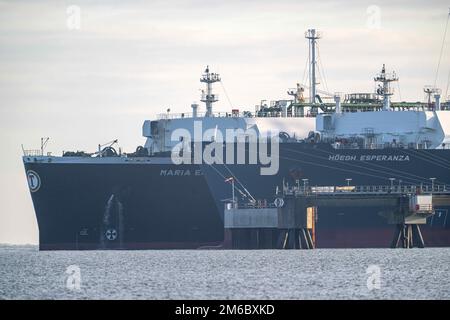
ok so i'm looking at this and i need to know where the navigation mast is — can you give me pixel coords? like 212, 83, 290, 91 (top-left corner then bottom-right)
424, 86, 442, 110
305, 29, 321, 104
374, 64, 398, 111
200, 66, 221, 117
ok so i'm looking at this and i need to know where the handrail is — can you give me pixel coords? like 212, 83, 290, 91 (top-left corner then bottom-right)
23, 149, 43, 156
156, 111, 314, 120
283, 184, 450, 196
158, 111, 245, 120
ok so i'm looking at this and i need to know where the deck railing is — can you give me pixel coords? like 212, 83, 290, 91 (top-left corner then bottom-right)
22, 149, 52, 157
23, 149, 42, 156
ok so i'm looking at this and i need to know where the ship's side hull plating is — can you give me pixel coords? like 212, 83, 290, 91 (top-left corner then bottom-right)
24, 159, 222, 250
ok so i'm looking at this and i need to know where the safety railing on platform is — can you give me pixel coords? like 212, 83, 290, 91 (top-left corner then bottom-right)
226, 183, 450, 211
283, 184, 450, 196
225, 200, 277, 210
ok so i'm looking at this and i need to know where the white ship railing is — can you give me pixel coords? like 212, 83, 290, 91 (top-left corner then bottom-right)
23, 149, 42, 156
22, 149, 53, 157
157, 111, 317, 120
158, 111, 244, 119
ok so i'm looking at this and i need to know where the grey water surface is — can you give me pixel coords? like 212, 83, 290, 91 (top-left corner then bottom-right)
0, 245, 449, 299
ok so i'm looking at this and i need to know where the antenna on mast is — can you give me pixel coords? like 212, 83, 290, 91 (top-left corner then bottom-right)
200, 66, 221, 117
423, 85, 442, 110
41, 137, 49, 156
424, 85, 436, 107
374, 64, 398, 111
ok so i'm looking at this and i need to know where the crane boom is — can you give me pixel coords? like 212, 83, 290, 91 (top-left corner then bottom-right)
301, 83, 334, 97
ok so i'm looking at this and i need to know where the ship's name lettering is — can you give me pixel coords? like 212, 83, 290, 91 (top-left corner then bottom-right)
329, 155, 410, 161
160, 169, 202, 176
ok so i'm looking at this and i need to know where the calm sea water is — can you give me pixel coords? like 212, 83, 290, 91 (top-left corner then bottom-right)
0, 245, 449, 300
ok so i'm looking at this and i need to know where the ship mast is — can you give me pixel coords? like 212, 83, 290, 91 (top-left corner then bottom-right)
374, 64, 398, 111
200, 66, 221, 117
305, 29, 321, 104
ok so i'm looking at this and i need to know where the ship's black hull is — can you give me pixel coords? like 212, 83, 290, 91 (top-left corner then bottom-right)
24, 160, 223, 250
24, 143, 450, 249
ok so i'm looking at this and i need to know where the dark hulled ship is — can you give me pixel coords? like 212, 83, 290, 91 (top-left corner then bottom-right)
23, 29, 450, 249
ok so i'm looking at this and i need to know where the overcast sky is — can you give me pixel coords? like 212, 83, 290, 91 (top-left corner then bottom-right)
0, 0, 449, 244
